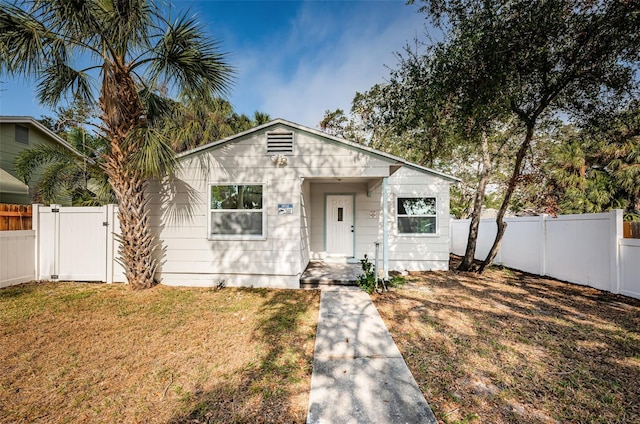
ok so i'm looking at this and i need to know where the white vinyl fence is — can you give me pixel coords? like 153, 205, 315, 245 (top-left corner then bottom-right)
0, 230, 35, 288
0, 204, 125, 287
450, 210, 640, 300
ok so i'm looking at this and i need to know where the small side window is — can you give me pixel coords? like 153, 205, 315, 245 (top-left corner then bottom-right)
15, 124, 29, 145
397, 197, 437, 235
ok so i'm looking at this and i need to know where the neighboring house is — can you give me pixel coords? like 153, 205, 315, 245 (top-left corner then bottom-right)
0, 116, 78, 204
149, 119, 459, 288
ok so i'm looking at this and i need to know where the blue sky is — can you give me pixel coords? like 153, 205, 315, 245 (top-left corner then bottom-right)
0, 0, 427, 128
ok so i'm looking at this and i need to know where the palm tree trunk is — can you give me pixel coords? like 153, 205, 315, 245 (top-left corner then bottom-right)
100, 61, 157, 289
109, 168, 157, 289
458, 131, 492, 271
478, 124, 534, 273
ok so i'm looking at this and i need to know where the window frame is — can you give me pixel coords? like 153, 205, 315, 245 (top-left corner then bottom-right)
395, 196, 438, 236
207, 182, 267, 240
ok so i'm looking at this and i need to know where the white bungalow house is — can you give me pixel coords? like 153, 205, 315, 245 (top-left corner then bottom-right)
148, 119, 459, 288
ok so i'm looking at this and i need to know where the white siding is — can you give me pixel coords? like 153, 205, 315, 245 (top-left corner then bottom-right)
300, 179, 312, 269
386, 167, 451, 271
149, 124, 453, 287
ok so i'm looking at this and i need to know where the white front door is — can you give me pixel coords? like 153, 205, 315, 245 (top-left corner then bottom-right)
326, 195, 354, 257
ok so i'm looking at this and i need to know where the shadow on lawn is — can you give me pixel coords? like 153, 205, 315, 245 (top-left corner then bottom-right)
167, 289, 319, 424
0, 281, 44, 299
375, 256, 640, 423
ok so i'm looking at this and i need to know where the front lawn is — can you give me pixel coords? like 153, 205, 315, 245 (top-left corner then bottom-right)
375, 257, 640, 424
0, 282, 320, 423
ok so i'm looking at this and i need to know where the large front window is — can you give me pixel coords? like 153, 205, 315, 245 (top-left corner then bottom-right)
397, 197, 437, 235
209, 184, 265, 238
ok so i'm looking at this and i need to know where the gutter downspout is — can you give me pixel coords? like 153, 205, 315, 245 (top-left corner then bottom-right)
382, 177, 389, 280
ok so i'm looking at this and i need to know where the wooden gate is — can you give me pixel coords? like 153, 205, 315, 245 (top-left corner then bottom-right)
35, 204, 125, 282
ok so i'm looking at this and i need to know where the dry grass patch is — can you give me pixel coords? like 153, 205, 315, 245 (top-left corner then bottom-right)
375, 256, 640, 424
0, 282, 320, 423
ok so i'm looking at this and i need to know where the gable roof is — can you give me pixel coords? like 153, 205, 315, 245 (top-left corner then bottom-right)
0, 116, 83, 157
178, 118, 460, 183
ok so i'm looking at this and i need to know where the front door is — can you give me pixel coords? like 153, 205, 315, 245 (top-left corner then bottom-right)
326, 195, 354, 257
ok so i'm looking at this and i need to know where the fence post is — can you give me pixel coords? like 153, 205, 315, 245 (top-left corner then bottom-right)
32, 204, 41, 280
540, 214, 548, 276
610, 209, 623, 294
106, 204, 115, 284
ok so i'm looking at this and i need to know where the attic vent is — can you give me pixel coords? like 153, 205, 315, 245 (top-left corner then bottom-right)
15, 124, 29, 145
266, 131, 294, 155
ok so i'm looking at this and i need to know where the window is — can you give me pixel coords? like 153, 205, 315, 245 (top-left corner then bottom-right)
15, 124, 29, 145
397, 197, 437, 235
209, 184, 265, 238
266, 130, 294, 155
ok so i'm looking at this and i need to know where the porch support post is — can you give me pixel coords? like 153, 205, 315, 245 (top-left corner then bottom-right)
382, 177, 389, 280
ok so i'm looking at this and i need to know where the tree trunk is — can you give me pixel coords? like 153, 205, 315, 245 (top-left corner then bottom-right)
478, 124, 535, 273
458, 131, 492, 271
100, 60, 157, 289
109, 168, 157, 289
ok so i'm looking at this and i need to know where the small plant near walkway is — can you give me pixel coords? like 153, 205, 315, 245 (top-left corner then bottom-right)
0, 282, 320, 423
357, 254, 406, 294
357, 254, 378, 294
374, 256, 640, 423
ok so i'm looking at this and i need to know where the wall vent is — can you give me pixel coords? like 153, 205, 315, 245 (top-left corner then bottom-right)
15, 124, 29, 145
266, 130, 294, 155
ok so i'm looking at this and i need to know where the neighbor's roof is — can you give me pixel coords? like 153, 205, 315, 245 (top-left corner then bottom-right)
0, 116, 83, 157
0, 168, 29, 194
178, 118, 461, 182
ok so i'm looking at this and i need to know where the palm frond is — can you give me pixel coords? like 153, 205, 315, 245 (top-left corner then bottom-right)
139, 86, 179, 125
36, 60, 93, 106
14, 143, 74, 183
123, 127, 176, 178
95, 0, 152, 58
40, 0, 100, 41
87, 174, 117, 205
37, 160, 78, 204
0, 3, 57, 76
143, 12, 234, 100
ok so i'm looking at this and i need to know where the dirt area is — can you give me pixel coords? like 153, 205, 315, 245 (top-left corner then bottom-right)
0, 282, 320, 423
374, 256, 640, 424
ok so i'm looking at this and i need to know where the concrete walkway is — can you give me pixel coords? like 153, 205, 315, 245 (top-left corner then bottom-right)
307, 287, 437, 424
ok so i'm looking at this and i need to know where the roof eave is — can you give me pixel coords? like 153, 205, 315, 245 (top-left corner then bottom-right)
177, 118, 461, 182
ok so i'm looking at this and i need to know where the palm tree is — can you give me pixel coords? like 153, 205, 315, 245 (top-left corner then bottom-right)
0, 1, 233, 289
14, 127, 115, 206
165, 98, 271, 153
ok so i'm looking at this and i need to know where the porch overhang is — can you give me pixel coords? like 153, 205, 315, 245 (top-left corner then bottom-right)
302, 173, 394, 280
301, 162, 402, 196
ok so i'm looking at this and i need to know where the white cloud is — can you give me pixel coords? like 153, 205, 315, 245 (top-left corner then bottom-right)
230, 1, 426, 128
